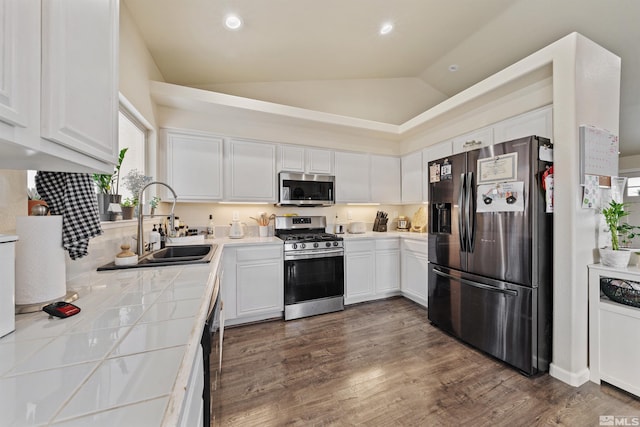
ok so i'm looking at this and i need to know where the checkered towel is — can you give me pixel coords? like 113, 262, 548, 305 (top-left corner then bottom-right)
35, 172, 103, 260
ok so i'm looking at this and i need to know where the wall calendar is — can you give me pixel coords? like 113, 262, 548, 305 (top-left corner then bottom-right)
579, 125, 619, 185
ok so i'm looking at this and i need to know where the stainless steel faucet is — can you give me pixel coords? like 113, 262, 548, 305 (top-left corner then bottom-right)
137, 181, 177, 256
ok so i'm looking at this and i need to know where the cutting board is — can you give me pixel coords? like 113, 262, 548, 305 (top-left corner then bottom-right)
410, 206, 427, 233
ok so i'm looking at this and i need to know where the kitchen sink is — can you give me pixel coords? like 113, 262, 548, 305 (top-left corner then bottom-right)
97, 244, 217, 271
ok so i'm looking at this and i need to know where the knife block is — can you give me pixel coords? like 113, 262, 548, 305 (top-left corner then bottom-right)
373, 217, 388, 232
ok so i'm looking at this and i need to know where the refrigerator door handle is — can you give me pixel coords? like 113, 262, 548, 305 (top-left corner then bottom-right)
466, 172, 476, 252
433, 267, 519, 297
458, 173, 467, 252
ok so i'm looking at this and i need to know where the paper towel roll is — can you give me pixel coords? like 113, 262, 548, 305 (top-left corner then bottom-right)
15, 216, 66, 305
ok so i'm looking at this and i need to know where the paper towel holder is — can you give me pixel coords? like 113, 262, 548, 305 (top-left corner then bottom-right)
15, 290, 79, 314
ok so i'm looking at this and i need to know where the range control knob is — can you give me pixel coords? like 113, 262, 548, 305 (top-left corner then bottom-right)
333, 241, 339, 247
300, 243, 306, 249
313, 242, 319, 248
326, 242, 331, 247
292, 243, 298, 250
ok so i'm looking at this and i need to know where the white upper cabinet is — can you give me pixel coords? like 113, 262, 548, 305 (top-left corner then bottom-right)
370, 154, 401, 204
0, 0, 118, 173
401, 150, 423, 204
493, 105, 553, 142
226, 138, 277, 202
451, 126, 494, 155
306, 148, 333, 174
0, 0, 35, 134
279, 145, 305, 173
334, 151, 371, 203
278, 145, 333, 174
164, 130, 223, 201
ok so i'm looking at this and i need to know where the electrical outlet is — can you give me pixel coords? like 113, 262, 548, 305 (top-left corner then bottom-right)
232, 211, 240, 221
393, 211, 398, 219
347, 210, 352, 220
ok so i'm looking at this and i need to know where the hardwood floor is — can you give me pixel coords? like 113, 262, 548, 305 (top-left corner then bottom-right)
215, 297, 640, 426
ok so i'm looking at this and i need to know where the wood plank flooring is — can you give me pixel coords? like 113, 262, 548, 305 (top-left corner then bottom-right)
214, 297, 640, 426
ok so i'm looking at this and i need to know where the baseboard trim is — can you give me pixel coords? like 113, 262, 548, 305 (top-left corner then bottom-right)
549, 363, 590, 386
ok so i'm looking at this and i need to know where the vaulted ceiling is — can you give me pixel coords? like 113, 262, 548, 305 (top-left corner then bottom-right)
123, 0, 640, 155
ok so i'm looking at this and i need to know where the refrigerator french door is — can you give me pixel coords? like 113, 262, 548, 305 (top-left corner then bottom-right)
427, 135, 553, 375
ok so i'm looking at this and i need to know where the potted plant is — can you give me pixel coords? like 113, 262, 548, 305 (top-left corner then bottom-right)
149, 196, 161, 216
93, 148, 128, 220
120, 197, 136, 220
600, 200, 639, 267
122, 169, 153, 216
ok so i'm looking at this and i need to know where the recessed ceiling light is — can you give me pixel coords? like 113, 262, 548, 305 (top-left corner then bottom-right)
448, 64, 459, 72
379, 23, 393, 35
225, 14, 242, 30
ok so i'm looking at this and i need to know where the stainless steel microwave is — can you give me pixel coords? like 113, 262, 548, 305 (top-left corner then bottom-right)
277, 173, 335, 206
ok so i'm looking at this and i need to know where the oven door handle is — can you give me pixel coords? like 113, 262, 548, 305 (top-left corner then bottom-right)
284, 249, 344, 260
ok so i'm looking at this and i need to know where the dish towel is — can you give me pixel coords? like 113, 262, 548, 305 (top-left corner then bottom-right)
35, 172, 103, 260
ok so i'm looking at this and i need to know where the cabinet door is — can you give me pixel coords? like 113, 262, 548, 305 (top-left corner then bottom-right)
306, 148, 333, 174
335, 151, 370, 202
371, 155, 401, 204
41, 0, 119, 164
345, 240, 375, 304
228, 139, 277, 202
279, 145, 305, 173
451, 126, 494, 154
401, 240, 428, 306
401, 150, 423, 204
0, 0, 36, 132
166, 130, 223, 201
375, 240, 400, 293
236, 247, 283, 317
493, 106, 553, 142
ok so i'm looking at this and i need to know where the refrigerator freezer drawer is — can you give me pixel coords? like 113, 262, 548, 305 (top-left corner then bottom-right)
428, 264, 545, 375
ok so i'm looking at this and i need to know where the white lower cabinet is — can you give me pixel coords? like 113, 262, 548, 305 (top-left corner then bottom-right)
179, 345, 204, 427
375, 239, 401, 294
589, 265, 640, 397
345, 240, 375, 304
401, 239, 428, 307
222, 244, 284, 325
345, 238, 401, 305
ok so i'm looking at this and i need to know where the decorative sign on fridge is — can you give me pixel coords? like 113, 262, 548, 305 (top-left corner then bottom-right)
477, 181, 525, 213
477, 153, 518, 184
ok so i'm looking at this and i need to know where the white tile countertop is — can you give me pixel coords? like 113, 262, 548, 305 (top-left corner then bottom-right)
0, 242, 236, 426
1, 231, 423, 425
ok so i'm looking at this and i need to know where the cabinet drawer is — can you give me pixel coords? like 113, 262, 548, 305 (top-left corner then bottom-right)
236, 246, 282, 262
345, 240, 375, 253
402, 239, 428, 254
375, 239, 400, 251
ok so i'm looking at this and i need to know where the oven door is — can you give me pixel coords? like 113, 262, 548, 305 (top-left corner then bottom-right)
284, 252, 344, 305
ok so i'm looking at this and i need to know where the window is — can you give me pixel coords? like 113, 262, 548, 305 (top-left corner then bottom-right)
117, 108, 147, 202
626, 176, 640, 198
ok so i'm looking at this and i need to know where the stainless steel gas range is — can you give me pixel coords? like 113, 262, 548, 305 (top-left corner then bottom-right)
275, 216, 344, 321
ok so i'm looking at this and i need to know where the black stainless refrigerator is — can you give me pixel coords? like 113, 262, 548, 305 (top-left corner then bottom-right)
427, 135, 553, 375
